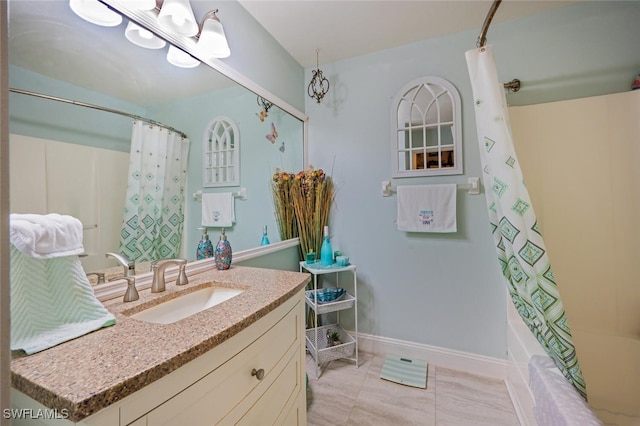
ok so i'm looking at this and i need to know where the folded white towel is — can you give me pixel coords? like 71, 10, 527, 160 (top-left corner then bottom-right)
397, 184, 457, 233
9, 213, 85, 259
202, 192, 235, 227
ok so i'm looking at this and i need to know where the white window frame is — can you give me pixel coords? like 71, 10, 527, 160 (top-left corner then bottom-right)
391, 76, 462, 178
203, 116, 240, 187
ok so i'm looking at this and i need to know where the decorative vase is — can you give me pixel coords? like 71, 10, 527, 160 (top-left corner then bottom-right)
260, 225, 270, 246
196, 227, 214, 260
214, 228, 232, 270
320, 226, 333, 266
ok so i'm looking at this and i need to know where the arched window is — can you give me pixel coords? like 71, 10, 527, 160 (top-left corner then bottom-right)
203, 116, 240, 187
391, 77, 462, 177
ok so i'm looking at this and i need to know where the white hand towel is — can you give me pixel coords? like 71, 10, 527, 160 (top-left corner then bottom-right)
202, 192, 235, 227
397, 184, 457, 233
9, 213, 85, 259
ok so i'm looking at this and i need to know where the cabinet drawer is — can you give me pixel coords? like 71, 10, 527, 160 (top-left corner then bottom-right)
146, 300, 301, 425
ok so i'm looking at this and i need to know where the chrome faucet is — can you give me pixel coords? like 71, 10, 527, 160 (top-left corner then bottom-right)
122, 277, 139, 302
151, 259, 188, 293
105, 252, 135, 277
86, 272, 106, 284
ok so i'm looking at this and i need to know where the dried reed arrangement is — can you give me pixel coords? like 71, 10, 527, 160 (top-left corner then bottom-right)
272, 165, 334, 260
271, 169, 298, 242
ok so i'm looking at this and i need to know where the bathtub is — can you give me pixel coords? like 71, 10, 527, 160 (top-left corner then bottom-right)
504, 298, 602, 425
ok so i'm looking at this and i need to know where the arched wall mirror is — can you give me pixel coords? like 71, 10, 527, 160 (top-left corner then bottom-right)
391, 76, 462, 178
7, 0, 306, 277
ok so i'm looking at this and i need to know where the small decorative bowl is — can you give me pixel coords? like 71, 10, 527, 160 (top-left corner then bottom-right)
336, 255, 350, 267
311, 288, 346, 304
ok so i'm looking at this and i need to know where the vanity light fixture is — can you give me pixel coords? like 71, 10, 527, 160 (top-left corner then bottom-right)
167, 45, 200, 68
125, 22, 167, 49
157, 0, 199, 37
69, 0, 122, 27
196, 9, 231, 59
130, 0, 157, 10
307, 49, 330, 103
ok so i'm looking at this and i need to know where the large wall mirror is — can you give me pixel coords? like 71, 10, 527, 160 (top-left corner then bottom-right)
8, 0, 306, 279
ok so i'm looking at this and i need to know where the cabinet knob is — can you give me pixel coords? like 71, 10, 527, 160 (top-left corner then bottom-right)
251, 368, 265, 380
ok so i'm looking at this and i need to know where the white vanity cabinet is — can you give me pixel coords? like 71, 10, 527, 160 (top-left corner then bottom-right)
121, 291, 306, 426
11, 290, 307, 426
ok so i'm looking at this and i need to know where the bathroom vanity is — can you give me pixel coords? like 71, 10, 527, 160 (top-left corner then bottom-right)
10, 265, 310, 425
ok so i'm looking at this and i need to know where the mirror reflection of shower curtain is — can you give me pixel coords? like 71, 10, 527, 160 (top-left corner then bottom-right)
465, 45, 587, 399
120, 121, 190, 262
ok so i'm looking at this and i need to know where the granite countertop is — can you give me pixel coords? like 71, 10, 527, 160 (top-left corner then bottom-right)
11, 265, 310, 422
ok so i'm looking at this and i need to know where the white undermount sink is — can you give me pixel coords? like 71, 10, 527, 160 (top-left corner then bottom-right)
129, 286, 244, 324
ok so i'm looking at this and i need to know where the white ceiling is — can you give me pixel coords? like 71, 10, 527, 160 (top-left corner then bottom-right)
237, 0, 577, 68
8, 0, 576, 105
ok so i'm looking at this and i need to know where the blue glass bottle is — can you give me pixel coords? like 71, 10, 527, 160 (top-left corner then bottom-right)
196, 227, 214, 260
320, 225, 333, 266
214, 228, 232, 270
260, 225, 270, 246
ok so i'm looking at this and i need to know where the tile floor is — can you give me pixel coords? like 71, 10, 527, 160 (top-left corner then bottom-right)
306, 352, 520, 426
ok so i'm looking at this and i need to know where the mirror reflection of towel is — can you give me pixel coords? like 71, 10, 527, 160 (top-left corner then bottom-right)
397, 184, 457, 233
202, 192, 235, 227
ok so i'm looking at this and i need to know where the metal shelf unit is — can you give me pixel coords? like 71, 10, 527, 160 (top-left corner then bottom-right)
300, 261, 358, 379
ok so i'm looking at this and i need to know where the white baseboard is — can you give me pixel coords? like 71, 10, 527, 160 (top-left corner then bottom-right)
355, 331, 508, 381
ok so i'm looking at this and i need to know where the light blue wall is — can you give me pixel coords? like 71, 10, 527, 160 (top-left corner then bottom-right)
9, 66, 145, 152
214, 0, 305, 111
305, 1, 640, 359
155, 86, 304, 254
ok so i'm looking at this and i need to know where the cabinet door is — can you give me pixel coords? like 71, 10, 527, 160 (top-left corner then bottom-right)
234, 348, 303, 425
146, 301, 301, 425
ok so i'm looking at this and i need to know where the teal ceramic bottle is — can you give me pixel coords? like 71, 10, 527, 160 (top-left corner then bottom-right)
260, 225, 270, 246
320, 225, 333, 266
214, 228, 232, 270
196, 227, 214, 260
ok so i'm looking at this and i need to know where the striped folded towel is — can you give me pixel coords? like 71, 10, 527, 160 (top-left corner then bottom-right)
10, 245, 115, 355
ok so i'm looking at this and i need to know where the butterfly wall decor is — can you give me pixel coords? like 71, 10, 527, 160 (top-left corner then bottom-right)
266, 122, 278, 144
279, 141, 285, 153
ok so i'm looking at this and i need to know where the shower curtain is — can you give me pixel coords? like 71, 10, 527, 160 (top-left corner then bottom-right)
465, 45, 587, 399
120, 121, 190, 262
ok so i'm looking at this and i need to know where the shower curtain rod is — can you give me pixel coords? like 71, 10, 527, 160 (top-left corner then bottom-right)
9, 88, 188, 139
477, 0, 521, 93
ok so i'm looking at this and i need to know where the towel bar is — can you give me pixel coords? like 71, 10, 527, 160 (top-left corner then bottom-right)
193, 188, 247, 201
382, 177, 480, 197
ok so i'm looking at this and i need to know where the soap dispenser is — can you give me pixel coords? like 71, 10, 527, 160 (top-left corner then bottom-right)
196, 227, 214, 260
260, 225, 270, 246
214, 228, 232, 270
320, 225, 333, 266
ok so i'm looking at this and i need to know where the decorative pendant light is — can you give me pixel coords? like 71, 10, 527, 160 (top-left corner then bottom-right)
307, 49, 330, 103
196, 10, 231, 59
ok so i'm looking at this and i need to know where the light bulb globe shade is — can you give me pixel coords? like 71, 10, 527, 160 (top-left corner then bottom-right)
125, 22, 166, 49
167, 45, 200, 68
69, 0, 122, 27
197, 17, 230, 58
130, 0, 156, 10
158, 0, 198, 37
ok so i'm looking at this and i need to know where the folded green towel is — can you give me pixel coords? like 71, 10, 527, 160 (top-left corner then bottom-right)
10, 245, 116, 354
